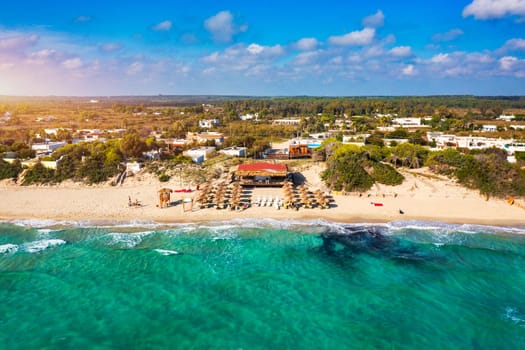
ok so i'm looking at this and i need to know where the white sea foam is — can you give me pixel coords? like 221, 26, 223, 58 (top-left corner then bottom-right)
104, 231, 154, 248
154, 249, 180, 256
37, 229, 54, 237
7, 219, 78, 228
3, 218, 524, 237
0, 244, 18, 254
23, 239, 66, 253
505, 307, 525, 327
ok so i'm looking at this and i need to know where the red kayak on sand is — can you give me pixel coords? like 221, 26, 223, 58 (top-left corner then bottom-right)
373, 202, 383, 207
175, 189, 193, 193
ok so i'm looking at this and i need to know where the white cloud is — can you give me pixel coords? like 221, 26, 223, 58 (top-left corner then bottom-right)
498, 56, 525, 77
26, 49, 57, 65
500, 55, 518, 70
432, 29, 464, 42
204, 10, 244, 43
501, 38, 525, 51
362, 10, 385, 28
31, 49, 56, 59
329, 28, 375, 46
152, 20, 172, 31
201, 43, 285, 75
330, 56, 343, 64
247, 43, 284, 56
364, 46, 384, 57
62, 58, 83, 69
294, 51, 320, 65
0, 34, 39, 51
294, 38, 318, 51
402, 64, 417, 76
463, 0, 525, 19
431, 53, 452, 64
465, 52, 493, 63
389, 46, 412, 57
247, 43, 264, 55
127, 61, 144, 75
203, 52, 219, 63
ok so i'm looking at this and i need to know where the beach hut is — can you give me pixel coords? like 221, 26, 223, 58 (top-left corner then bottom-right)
158, 188, 172, 208
235, 163, 289, 187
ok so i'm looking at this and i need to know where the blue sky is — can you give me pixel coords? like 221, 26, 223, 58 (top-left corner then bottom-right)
0, 0, 524, 96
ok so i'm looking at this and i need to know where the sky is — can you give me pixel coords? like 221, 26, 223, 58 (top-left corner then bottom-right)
0, 0, 524, 96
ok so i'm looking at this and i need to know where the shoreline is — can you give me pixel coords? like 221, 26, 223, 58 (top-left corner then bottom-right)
1, 166, 524, 229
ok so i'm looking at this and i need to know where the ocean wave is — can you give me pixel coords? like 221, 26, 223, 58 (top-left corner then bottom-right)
3, 218, 525, 239
6, 219, 80, 229
102, 231, 154, 248
387, 220, 525, 235
22, 239, 66, 253
37, 228, 54, 236
0, 244, 18, 254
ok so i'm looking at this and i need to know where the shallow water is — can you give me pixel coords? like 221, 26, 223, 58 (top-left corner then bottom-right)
1, 220, 525, 349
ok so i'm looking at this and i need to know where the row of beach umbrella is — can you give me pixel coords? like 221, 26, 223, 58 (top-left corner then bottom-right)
281, 182, 331, 209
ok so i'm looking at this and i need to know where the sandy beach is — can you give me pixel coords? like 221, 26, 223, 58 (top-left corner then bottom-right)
1, 165, 524, 227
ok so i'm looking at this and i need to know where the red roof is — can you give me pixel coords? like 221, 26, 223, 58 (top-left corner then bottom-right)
237, 163, 287, 172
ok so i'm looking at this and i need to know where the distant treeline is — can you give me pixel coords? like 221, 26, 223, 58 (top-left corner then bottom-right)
1, 95, 525, 110
221, 96, 525, 118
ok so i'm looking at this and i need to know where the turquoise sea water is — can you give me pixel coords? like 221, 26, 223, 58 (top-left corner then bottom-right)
1, 219, 525, 349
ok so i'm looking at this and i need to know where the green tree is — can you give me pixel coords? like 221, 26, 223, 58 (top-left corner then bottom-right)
0, 159, 22, 180
120, 132, 147, 159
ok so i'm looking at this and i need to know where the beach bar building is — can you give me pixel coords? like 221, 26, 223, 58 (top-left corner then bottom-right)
235, 162, 289, 187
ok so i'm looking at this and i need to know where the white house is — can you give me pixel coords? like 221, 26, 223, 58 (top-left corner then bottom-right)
44, 128, 71, 136
186, 132, 224, 146
126, 162, 143, 174
309, 132, 331, 140
509, 125, 525, 130
220, 146, 247, 157
333, 119, 353, 129
392, 118, 422, 128
426, 132, 515, 152
31, 141, 67, 155
183, 147, 216, 164
272, 119, 301, 126
199, 119, 220, 129
239, 113, 259, 121
504, 142, 525, 155
482, 125, 497, 132
497, 114, 515, 121
342, 135, 366, 146
375, 113, 397, 118
426, 132, 458, 148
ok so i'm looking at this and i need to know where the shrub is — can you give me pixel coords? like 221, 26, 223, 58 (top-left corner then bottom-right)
370, 162, 404, 185
158, 174, 170, 182
0, 159, 22, 180
22, 162, 55, 185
